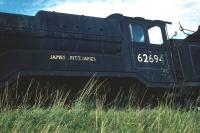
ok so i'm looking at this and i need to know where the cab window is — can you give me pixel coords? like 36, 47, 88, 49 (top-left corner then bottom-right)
148, 26, 163, 45
129, 23, 145, 43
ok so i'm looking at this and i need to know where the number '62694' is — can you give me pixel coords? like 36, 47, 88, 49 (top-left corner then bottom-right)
137, 53, 164, 63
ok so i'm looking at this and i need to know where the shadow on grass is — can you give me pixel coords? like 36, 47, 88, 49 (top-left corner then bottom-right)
0, 76, 199, 111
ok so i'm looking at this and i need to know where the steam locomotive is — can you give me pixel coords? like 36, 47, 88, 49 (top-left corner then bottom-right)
0, 11, 200, 92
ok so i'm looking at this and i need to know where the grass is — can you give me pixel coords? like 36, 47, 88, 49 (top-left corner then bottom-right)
0, 78, 199, 133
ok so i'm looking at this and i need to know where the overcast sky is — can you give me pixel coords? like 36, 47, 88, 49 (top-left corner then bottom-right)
0, 0, 199, 39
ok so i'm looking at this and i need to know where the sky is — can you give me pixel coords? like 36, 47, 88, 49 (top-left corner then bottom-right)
0, 0, 199, 39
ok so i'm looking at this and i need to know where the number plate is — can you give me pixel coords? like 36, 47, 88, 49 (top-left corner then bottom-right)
133, 50, 168, 69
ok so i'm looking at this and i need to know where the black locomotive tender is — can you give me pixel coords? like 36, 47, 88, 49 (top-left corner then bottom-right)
0, 11, 200, 89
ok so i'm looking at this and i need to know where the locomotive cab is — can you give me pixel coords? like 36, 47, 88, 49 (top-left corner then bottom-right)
123, 16, 175, 88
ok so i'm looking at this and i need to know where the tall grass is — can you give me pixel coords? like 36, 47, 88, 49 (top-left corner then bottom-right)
0, 78, 199, 133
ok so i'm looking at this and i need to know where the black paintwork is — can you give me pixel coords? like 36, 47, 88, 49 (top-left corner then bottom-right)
185, 26, 200, 42
0, 11, 199, 88
170, 39, 200, 87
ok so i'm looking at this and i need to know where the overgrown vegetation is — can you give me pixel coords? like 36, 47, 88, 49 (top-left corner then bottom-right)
0, 78, 199, 133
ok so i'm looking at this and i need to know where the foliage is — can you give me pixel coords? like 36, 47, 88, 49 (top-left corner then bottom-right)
0, 79, 199, 133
